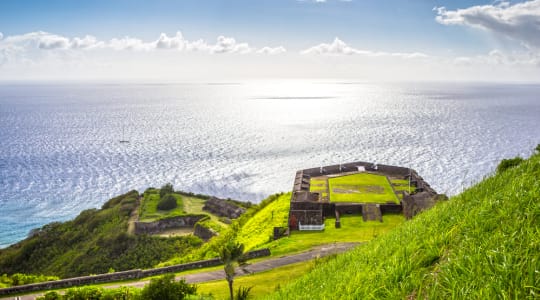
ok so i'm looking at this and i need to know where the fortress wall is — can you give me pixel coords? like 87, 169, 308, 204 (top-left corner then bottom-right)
0, 249, 271, 296
134, 215, 206, 235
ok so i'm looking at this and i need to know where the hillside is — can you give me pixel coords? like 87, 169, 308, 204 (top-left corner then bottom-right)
265, 151, 540, 299
0, 191, 202, 278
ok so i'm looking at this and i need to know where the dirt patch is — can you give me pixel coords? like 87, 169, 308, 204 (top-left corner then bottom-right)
155, 228, 194, 237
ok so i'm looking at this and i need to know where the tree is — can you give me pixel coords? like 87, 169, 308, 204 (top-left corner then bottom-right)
160, 183, 174, 198
140, 274, 196, 300
218, 240, 245, 300
536, 144, 540, 153
158, 194, 178, 210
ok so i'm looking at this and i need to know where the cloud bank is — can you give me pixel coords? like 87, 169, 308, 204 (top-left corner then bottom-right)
0, 31, 285, 54
435, 0, 540, 48
300, 37, 428, 59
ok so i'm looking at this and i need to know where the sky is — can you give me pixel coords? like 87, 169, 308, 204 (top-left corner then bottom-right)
0, 0, 539, 81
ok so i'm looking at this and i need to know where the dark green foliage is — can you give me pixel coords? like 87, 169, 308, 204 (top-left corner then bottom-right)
140, 274, 197, 300
158, 194, 178, 210
0, 191, 202, 278
0, 273, 59, 287
160, 183, 174, 198
37, 286, 140, 300
536, 144, 540, 152
496, 156, 524, 173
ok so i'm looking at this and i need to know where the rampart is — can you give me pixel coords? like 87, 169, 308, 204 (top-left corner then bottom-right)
203, 197, 246, 219
134, 215, 206, 235
0, 249, 271, 296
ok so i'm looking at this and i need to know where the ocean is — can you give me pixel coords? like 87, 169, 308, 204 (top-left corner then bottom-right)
1, 80, 539, 248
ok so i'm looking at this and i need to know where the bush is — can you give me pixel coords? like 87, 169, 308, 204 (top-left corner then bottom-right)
158, 194, 178, 210
140, 274, 197, 300
496, 156, 524, 173
160, 183, 174, 198
536, 144, 540, 152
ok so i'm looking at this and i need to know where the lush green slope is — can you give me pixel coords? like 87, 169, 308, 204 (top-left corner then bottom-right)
265, 152, 540, 299
237, 193, 290, 251
0, 191, 202, 278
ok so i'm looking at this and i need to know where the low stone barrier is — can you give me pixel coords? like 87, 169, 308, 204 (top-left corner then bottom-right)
134, 215, 206, 235
0, 248, 271, 296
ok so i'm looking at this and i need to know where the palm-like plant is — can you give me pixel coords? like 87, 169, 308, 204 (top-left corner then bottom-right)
218, 240, 245, 300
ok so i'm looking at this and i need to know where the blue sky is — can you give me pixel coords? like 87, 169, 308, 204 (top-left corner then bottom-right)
0, 0, 539, 81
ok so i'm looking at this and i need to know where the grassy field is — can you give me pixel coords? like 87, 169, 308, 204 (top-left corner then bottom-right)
182, 196, 229, 227
138, 189, 185, 222
197, 261, 313, 299
237, 194, 291, 251
265, 151, 540, 299
262, 214, 405, 256
328, 173, 399, 204
309, 178, 328, 200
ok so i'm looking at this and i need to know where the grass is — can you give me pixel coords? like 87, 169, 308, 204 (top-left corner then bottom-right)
196, 261, 314, 299
237, 194, 291, 251
390, 179, 416, 197
328, 173, 399, 204
138, 189, 185, 222
264, 151, 540, 299
309, 178, 328, 199
262, 214, 405, 257
182, 196, 229, 228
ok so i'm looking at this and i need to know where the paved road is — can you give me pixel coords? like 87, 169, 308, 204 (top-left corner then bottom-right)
5, 242, 359, 300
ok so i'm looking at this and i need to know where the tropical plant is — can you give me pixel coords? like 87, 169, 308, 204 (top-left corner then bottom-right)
218, 240, 246, 300
235, 286, 253, 300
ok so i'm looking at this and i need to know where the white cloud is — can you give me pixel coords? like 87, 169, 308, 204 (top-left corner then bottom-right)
155, 32, 186, 50
301, 37, 428, 58
0, 32, 3, 40
256, 46, 287, 55
435, 0, 540, 48
211, 36, 252, 54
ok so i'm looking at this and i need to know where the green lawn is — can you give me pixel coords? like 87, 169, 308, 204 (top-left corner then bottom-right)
196, 261, 314, 299
237, 194, 291, 251
138, 189, 185, 222
182, 196, 229, 228
261, 214, 405, 257
328, 173, 399, 204
309, 178, 328, 200
390, 179, 416, 196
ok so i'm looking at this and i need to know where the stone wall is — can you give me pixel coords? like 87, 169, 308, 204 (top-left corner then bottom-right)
0, 249, 271, 296
203, 197, 246, 219
193, 223, 217, 241
134, 215, 206, 235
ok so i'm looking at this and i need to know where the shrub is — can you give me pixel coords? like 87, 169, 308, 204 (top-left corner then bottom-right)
496, 156, 524, 173
536, 144, 540, 152
140, 274, 197, 300
160, 183, 174, 198
158, 194, 178, 210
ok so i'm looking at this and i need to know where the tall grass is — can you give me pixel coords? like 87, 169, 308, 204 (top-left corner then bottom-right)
265, 152, 540, 299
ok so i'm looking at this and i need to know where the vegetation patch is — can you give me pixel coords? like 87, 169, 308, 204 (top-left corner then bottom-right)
197, 261, 313, 299
263, 214, 405, 256
139, 189, 185, 222
328, 173, 399, 204
237, 194, 291, 251
0, 191, 203, 278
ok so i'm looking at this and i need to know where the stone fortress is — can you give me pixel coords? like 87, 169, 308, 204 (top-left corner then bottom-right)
288, 161, 444, 230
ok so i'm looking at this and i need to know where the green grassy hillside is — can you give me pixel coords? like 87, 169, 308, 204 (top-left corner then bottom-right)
0, 191, 202, 278
266, 152, 540, 299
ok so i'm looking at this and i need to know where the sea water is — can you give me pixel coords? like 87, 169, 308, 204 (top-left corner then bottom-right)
1, 80, 539, 248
